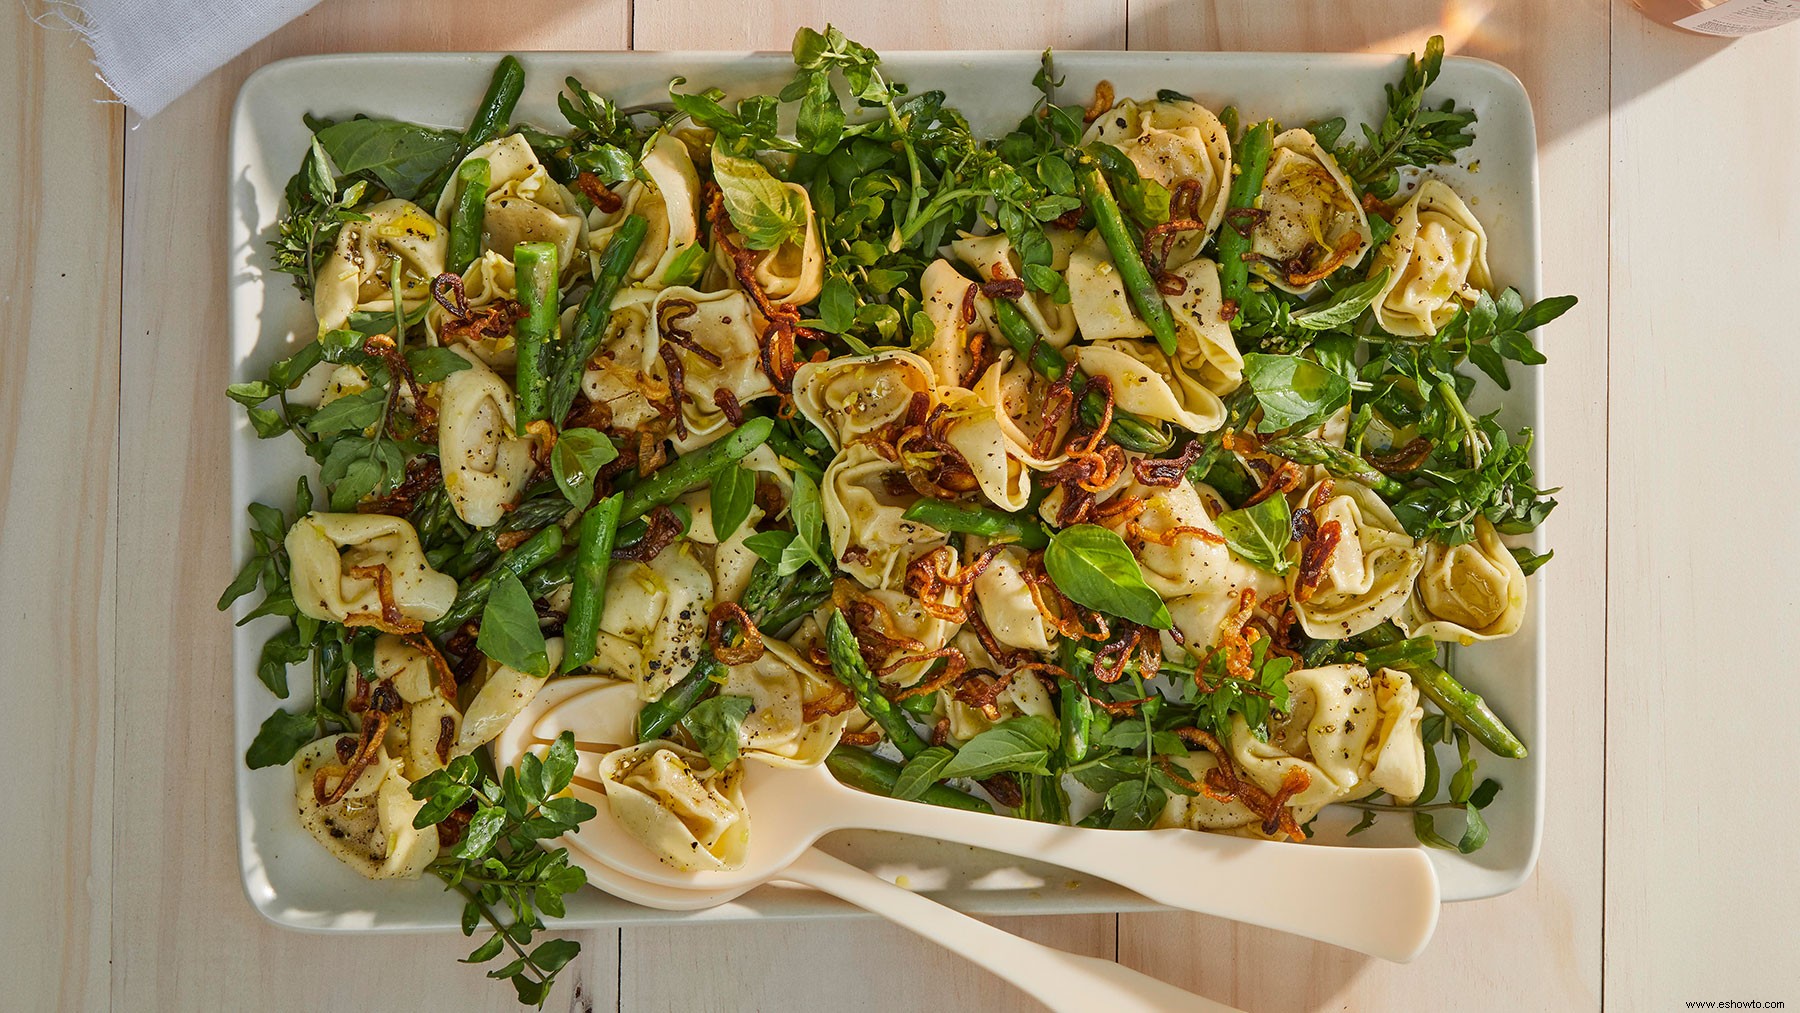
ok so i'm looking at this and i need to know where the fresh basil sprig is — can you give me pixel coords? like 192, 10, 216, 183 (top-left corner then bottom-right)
1242, 353, 1353, 433
1215, 495, 1294, 576
1043, 525, 1172, 630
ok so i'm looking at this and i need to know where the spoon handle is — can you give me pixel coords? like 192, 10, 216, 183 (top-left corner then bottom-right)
817, 779, 1439, 962
779, 849, 1237, 1013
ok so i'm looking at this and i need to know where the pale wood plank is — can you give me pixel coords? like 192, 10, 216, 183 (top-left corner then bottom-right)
1605, 18, 1800, 1009
111, 3, 630, 1010
620, 5, 1126, 1010
0, 10, 122, 1012
1117, 3, 1610, 1010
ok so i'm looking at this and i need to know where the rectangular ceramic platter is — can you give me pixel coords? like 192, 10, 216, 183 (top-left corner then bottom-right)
230, 49, 1546, 932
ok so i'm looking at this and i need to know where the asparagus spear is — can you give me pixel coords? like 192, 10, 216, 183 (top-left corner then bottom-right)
1361, 624, 1527, 759
420, 54, 526, 206
1260, 434, 1409, 500
426, 524, 564, 637
549, 214, 649, 425
617, 417, 774, 520
825, 746, 994, 814
1075, 151, 1179, 355
446, 158, 489, 276
560, 493, 622, 673
1216, 121, 1274, 311
634, 656, 726, 741
512, 241, 560, 429
902, 498, 1052, 551
826, 610, 927, 759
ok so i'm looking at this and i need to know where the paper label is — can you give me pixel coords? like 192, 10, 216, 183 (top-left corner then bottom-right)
1677, 0, 1800, 34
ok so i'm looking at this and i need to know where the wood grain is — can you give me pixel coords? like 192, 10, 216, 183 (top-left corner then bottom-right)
1605, 17, 1800, 1010
1115, 3, 1610, 1011
0, 9, 122, 1012
109, 3, 629, 1011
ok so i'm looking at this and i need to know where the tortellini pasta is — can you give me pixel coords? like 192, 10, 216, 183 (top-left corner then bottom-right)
973, 545, 1054, 653
950, 233, 1077, 348
718, 639, 847, 767
285, 513, 458, 628
312, 198, 447, 333
1082, 97, 1233, 261
1249, 129, 1374, 295
374, 634, 460, 779
437, 346, 536, 527
654, 286, 776, 448
1066, 229, 1152, 343
435, 133, 587, 273
596, 741, 749, 872
821, 443, 947, 590
426, 250, 517, 368
919, 259, 984, 387
793, 349, 935, 452
1228, 664, 1426, 821
580, 287, 667, 433
1396, 517, 1528, 642
1067, 340, 1227, 435
293, 736, 439, 879
1367, 179, 1493, 336
1288, 480, 1426, 639
936, 631, 1056, 743
1160, 258, 1244, 395
590, 133, 701, 286
456, 638, 565, 757
935, 373, 1060, 513
590, 546, 713, 698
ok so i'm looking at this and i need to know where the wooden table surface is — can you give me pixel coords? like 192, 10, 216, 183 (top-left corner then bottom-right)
4, 0, 1795, 1009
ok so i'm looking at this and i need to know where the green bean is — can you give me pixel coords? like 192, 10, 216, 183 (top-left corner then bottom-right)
825, 745, 994, 814
901, 499, 1051, 551
1076, 152, 1179, 355
518, 551, 575, 600
617, 417, 774, 520
826, 610, 927, 760
423, 55, 526, 205
549, 214, 649, 425
1260, 435, 1408, 500
1216, 121, 1274, 311
634, 656, 725, 741
560, 493, 622, 673
512, 241, 560, 429
1360, 624, 1527, 760
426, 524, 564, 637
989, 298, 1173, 454
443, 488, 568, 579
447, 158, 490, 276
1057, 641, 1094, 765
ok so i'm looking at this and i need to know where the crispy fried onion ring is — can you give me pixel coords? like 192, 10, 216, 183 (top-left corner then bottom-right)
1042, 375, 1129, 525
1169, 727, 1311, 841
1090, 619, 1162, 685
1083, 80, 1115, 124
1019, 551, 1112, 643
433, 273, 524, 353
358, 458, 442, 517
884, 401, 984, 501
342, 564, 424, 634
832, 579, 925, 664
404, 631, 459, 702
903, 545, 1004, 624
1283, 232, 1366, 288
1131, 439, 1206, 488
704, 184, 817, 395
1143, 218, 1210, 294
612, 504, 682, 563
1289, 480, 1340, 604
575, 171, 624, 213
313, 679, 403, 806
706, 601, 765, 666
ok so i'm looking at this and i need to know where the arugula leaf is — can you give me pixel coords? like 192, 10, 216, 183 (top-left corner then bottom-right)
712, 145, 809, 251
1243, 353, 1352, 433
1043, 525, 1172, 629
549, 428, 618, 509
270, 136, 370, 298
708, 465, 755, 543
680, 695, 754, 771
477, 569, 550, 677
937, 716, 1059, 780
893, 745, 957, 801
1215, 495, 1293, 575
314, 118, 461, 201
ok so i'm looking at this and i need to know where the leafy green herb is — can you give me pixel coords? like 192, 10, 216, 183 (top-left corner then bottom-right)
681, 694, 754, 771
1510, 546, 1553, 576
708, 465, 755, 543
937, 716, 1059, 781
270, 136, 370, 298
1292, 269, 1389, 331
775, 470, 830, 576
314, 117, 462, 201
549, 428, 618, 509
411, 733, 596, 1006
1334, 36, 1478, 200
893, 745, 957, 801
1043, 525, 1172, 629
712, 144, 810, 251
406, 347, 476, 384
477, 569, 550, 677
1243, 353, 1353, 433
1215, 495, 1294, 576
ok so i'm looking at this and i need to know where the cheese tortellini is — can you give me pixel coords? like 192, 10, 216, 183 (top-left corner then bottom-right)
457, 638, 564, 757
1397, 517, 1528, 642
1367, 179, 1493, 336
285, 513, 458, 628
793, 349, 935, 452
821, 443, 947, 590
1288, 480, 1426, 639
293, 736, 439, 879
1249, 129, 1374, 295
1229, 664, 1427, 821
590, 133, 701, 286
436, 133, 588, 273
1082, 97, 1233, 261
655, 286, 776, 448
437, 346, 535, 527
596, 741, 748, 872
313, 198, 446, 333
591, 546, 713, 699
718, 640, 847, 767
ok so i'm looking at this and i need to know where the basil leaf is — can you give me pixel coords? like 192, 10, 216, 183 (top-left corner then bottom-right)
893, 745, 956, 801
712, 144, 808, 251
1215, 494, 1293, 575
742, 529, 794, 567
1510, 546, 1553, 577
778, 470, 828, 576
658, 243, 710, 287
818, 274, 857, 333
1043, 524, 1172, 629
708, 465, 755, 543
477, 569, 549, 677
1102, 779, 1167, 830
314, 118, 461, 201
1243, 353, 1353, 433
245, 707, 319, 769
1292, 268, 1388, 331
1069, 753, 1148, 794
550, 428, 618, 509
937, 716, 1058, 781
405, 346, 475, 384
680, 695, 754, 772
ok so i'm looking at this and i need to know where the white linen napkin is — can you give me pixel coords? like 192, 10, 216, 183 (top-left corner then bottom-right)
41, 0, 322, 118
